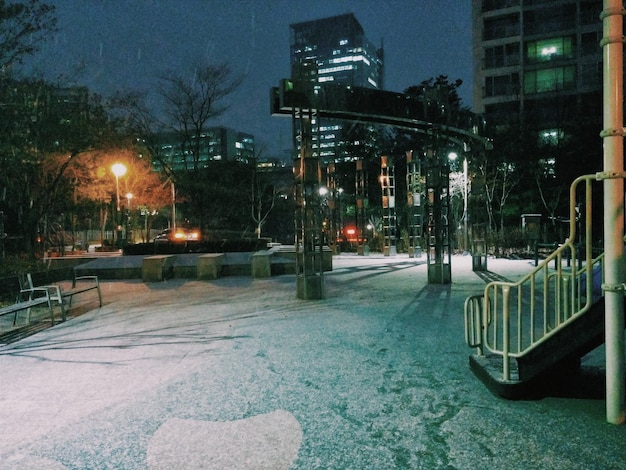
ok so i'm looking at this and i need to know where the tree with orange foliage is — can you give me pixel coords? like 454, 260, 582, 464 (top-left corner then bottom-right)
66, 147, 171, 244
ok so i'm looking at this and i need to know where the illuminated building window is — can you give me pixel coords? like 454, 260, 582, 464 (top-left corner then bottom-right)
539, 128, 563, 145
524, 66, 575, 93
329, 55, 370, 66
318, 64, 354, 74
526, 37, 573, 63
538, 157, 556, 176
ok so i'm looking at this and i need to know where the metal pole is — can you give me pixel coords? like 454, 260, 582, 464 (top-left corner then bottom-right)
115, 175, 120, 247
115, 175, 120, 211
601, 0, 625, 425
463, 157, 468, 252
171, 181, 176, 231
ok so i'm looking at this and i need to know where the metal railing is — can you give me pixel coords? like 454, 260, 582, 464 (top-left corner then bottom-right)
464, 174, 605, 381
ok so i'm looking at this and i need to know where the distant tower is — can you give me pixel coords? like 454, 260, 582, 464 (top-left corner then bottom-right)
290, 13, 384, 161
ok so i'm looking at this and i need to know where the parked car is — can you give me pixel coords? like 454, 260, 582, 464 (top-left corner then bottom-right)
154, 228, 201, 242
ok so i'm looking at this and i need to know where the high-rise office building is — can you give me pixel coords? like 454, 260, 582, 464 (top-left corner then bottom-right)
290, 13, 384, 160
152, 127, 255, 172
472, 0, 604, 138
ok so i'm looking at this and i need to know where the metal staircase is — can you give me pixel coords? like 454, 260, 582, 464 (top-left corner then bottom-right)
464, 174, 625, 398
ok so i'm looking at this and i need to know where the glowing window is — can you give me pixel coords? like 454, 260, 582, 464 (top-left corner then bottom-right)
538, 157, 556, 176
524, 66, 575, 93
329, 55, 370, 66
318, 65, 354, 74
539, 129, 563, 145
527, 37, 573, 63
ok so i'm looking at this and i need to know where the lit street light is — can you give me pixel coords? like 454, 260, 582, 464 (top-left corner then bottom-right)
111, 163, 127, 247
111, 163, 127, 211
448, 152, 468, 251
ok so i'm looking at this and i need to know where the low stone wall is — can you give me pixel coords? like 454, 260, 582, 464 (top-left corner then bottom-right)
197, 253, 224, 280
64, 247, 304, 281
142, 255, 176, 282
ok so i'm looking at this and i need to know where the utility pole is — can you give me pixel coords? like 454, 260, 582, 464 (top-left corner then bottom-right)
601, 0, 625, 425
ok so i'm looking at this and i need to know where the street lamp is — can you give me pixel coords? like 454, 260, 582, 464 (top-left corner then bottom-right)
111, 163, 127, 210
111, 163, 127, 246
125, 192, 133, 244
448, 152, 468, 251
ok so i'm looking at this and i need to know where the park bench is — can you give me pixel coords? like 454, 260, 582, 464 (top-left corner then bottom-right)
0, 287, 54, 328
25, 273, 102, 320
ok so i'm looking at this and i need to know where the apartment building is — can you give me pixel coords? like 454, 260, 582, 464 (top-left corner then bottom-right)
473, 0, 604, 137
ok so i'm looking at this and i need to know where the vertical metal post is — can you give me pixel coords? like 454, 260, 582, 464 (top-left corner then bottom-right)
380, 156, 397, 256
0, 211, 4, 259
463, 157, 469, 252
355, 159, 368, 255
406, 150, 423, 258
326, 163, 338, 254
171, 181, 176, 232
601, 0, 625, 425
425, 149, 451, 284
115, 174, 121, 247
294, 109, 324, 299
502, 285, 511, 381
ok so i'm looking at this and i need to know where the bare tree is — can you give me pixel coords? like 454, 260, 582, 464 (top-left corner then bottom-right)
249, 144, 276, 239
0, 0, 57, 72
155, 63, 242, 231
479, 160, 522, 233
159, 64, 242, 171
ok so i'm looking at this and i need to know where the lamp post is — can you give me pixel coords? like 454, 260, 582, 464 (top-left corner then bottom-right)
111, 163, 127, 247
448, 152, 468, 251
125, 192, 133, 244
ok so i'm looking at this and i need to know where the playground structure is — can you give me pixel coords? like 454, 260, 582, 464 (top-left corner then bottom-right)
464, 0, 624, 425
271, 78, 492, 296
270, 2, 624, 422
464, 174, 622, 398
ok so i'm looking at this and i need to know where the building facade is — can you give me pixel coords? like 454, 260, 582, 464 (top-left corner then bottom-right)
290, 13, 384, 161
153, 127, 255, 172
472, 0, 604, 137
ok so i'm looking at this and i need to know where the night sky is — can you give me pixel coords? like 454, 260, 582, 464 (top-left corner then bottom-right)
23, 0, 472, 158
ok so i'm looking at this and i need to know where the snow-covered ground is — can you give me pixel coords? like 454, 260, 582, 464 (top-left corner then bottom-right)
1, 254, 624, 469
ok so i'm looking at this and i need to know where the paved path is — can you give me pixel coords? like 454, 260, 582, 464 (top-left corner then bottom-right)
0, 254, 624, 469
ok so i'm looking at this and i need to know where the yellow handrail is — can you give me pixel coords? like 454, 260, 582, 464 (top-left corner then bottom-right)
466, 174, 605, 381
